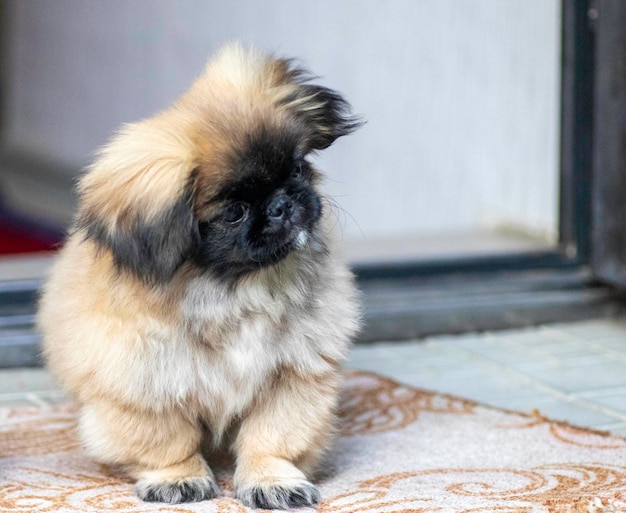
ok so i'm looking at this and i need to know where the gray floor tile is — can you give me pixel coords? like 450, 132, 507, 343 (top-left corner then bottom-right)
476, 330, 557, 347
519, 337, 598, 356
592, 338, 626, 355
349, 343, 411, 363
574, 388, 626, 415
512, 354, 609, 370
0, 397, 38, 408
552, 319, 626, 340
448, 339, 558, 366
388, 367, 545, 403
591, 421, 626, 433
511, 358, 626, 394
349, 358, 409, 376
0, 368, 61, 395
381, 339, 465, 362
0, 391, 57, 408
348, 343, 468, 372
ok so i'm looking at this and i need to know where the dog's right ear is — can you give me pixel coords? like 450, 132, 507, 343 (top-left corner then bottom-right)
76, 122, 198, 283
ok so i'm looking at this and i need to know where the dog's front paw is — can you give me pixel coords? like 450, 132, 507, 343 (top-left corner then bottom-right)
136, 475, 220, 504
236, 481, 320, 510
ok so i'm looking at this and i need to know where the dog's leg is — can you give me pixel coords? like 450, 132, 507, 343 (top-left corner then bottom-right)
233, 369, 340, 509
79, 402, 220, 503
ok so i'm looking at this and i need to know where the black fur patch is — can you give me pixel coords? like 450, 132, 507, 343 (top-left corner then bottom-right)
136, 476, 220, 504
293, 84, 364, 150
238, 126, 300, 182
236, 482, 320, 510
79, 190, 197, 284
191, 130, 323, 281
191, 179, 322, 281
277, 62, 364, 151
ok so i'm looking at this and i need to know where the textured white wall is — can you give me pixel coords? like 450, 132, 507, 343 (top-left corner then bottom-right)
2, 0, 561, 242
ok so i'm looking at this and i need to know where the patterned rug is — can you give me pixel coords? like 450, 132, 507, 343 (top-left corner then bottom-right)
1, 370, 626, 513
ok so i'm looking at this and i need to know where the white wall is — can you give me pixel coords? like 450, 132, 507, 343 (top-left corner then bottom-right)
2, 0, 561, 242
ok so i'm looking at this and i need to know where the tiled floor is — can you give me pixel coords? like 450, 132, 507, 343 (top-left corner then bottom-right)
349, 319, 626, 436
1, 318, 626, 436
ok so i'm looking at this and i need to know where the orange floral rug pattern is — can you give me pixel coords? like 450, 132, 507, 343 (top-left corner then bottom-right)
1, 370, 626, 512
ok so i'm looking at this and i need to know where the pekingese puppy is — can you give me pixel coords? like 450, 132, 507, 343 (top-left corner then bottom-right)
37, 44, 361, 509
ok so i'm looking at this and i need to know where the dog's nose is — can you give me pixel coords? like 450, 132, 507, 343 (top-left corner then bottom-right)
267, 195, 294, 220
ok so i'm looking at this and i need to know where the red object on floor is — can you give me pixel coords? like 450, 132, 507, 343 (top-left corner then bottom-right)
0, 223, 59, 255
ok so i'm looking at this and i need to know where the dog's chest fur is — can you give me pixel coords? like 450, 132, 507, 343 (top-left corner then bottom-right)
163, 264, 331, 431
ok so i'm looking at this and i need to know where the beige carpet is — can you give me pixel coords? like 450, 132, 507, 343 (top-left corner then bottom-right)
1, 370, 626, 513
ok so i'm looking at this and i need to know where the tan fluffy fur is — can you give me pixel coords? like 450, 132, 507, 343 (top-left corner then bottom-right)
38, 44, 359, 509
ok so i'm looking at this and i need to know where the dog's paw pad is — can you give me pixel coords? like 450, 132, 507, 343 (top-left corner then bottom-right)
237, 481, 320, 509
136, 476, 220, 503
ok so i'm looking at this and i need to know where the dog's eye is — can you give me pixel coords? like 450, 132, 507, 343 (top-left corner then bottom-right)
291, 161, 310, 180
223, 202, 248, 224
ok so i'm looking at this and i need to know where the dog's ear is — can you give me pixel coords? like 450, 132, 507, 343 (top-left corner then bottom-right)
276, 61, 363, 151
291, 84, 363, 151
76, 123, 198, 283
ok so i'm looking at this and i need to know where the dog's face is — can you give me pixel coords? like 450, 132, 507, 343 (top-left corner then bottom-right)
192, 137, 323, 279
77, 46, 360, 283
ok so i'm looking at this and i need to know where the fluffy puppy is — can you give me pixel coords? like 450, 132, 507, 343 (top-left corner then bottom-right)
37, 45, 361, 510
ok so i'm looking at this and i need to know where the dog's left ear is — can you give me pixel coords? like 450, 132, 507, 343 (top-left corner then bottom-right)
76, 123, 198, 283
295, 84, 363, 150
277, 61, 363, 151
